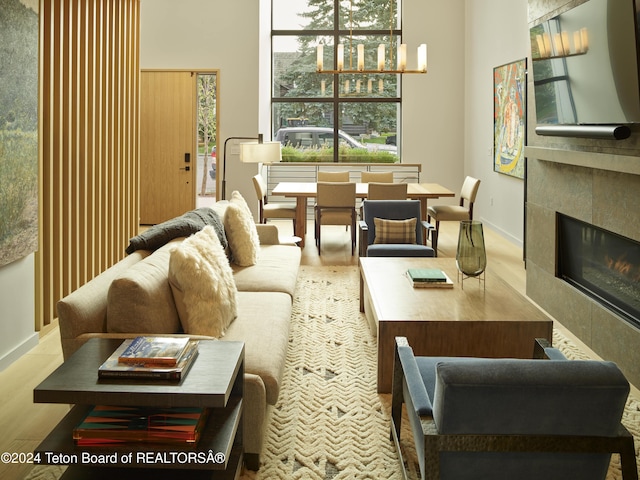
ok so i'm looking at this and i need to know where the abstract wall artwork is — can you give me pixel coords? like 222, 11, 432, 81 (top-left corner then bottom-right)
493, 58, 526, 179
0, 0, 39, 267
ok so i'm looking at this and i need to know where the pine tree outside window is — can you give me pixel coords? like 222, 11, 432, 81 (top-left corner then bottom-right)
272, 0, 401, 163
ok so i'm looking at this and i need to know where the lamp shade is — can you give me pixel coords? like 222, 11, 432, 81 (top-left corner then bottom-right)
239, 141, 282, 163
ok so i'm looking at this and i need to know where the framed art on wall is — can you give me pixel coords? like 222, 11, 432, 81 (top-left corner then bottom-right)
0, 0, 39, 267
493, 58, 526, 179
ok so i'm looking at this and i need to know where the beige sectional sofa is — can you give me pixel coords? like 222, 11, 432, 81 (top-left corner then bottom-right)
56, 200, 301, 470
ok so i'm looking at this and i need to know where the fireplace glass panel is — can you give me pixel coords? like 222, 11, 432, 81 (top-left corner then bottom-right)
557, 214, 640, 328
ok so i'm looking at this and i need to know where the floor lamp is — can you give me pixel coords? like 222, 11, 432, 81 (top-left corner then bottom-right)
221, 134, 282, 200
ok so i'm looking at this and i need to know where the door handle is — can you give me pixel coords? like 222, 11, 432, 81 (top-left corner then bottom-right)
179, 166, 191, 171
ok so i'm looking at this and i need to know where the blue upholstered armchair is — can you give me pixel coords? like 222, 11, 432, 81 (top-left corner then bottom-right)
358, 200, 435, 257
391, 336, 637, 480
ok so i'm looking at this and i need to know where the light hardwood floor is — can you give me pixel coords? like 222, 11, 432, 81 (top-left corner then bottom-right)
0, 220, 633, 479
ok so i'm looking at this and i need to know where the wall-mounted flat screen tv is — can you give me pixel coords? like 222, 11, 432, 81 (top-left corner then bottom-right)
530, 0, 640, 125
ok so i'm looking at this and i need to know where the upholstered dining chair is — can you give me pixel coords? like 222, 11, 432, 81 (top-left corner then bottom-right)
317, 170, 350, 182
359, 200, 435, 257
391, 336, 637, 480
367, 182, 408, 200
361, 171, 394, 183
314, 181, 357, 255
426, 176, 480, 255
252, 174, 296, 230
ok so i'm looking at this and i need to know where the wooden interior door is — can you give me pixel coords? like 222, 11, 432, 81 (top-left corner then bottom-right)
140, 71, 196, 224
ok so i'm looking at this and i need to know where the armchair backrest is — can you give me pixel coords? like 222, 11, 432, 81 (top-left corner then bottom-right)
362, 199, 423, 245
432, 358, 630, 480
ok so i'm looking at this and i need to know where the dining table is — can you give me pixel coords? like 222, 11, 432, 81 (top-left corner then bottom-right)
271, 181, 455, 247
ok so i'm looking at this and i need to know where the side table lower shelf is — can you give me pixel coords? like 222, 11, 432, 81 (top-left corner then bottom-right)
35, 398, 243, 479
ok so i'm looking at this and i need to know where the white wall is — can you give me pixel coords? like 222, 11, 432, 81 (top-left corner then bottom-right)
139, 0, 529, 245
0, 255, 38, 371
403, 0, 465, 198
140, 0, 261, 214
465, 0, 529, 246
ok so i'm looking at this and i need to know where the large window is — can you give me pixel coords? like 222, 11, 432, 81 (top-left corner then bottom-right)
272, 0, 401, 163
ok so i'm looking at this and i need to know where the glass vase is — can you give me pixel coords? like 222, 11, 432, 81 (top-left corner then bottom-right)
456, 220, 487, 281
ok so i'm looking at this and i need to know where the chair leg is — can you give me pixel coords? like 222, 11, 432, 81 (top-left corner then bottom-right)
432, 221, 439, 256
351, 218, 356, 256
316, 212, 322, 254
391, 344, 404, 442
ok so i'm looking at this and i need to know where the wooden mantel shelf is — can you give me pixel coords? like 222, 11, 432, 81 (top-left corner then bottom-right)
525, 146, 640, 176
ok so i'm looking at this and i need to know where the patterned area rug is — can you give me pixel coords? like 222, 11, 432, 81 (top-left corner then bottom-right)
25, 265, 640, 479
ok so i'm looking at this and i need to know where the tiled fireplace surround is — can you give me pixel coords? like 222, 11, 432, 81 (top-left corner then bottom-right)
526, 0, 640, 388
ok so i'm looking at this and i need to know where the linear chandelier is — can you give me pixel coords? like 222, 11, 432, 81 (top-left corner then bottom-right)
316, 0, 427, 75
533, 28, 589, 61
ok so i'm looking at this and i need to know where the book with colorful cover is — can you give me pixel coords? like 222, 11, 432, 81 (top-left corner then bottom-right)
73, 405, 210, 445
98, 340, 199, 380
117, 336, 191, 366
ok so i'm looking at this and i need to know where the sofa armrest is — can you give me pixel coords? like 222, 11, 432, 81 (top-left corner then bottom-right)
255, 224, 280, 245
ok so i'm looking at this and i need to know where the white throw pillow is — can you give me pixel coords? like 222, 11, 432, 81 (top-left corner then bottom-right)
168, 226, 238, 338
224, 191, 260, 266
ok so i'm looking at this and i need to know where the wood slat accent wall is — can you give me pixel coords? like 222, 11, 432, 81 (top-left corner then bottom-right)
37, 0, 140, 330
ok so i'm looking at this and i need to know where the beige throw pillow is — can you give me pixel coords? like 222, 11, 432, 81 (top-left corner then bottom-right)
373, 217, 417, 244
168, 226, 238, 338
224, 191, 260, 266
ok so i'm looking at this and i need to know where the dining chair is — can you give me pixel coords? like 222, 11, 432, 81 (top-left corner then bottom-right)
252, 174, 296, 231
317, 171, 350, 182
367, 182, 407, 200
314, 181, 357, 255
427, 176, 481, 255
361, 171, 393, 183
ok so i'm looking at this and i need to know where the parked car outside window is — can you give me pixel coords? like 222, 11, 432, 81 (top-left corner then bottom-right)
274, 127, 397, 154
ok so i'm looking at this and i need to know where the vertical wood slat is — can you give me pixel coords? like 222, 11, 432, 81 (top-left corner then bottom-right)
36, 0, 140, 331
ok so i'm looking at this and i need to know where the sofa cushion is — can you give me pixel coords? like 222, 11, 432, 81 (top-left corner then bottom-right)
168, 226, 237, 338
231, 244, 301, 298
107, 241, 182, 334
224, 191, 260, 266
373, 217, 416, 244
224, 291, 292, 405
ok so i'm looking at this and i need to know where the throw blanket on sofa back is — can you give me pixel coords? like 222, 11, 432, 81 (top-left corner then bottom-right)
126, 208, 227, 254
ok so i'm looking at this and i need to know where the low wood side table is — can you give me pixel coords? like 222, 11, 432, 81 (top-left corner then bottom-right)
33, 338, 244, 479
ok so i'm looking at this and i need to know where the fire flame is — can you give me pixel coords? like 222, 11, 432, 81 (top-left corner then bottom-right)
605, 253, 640, 281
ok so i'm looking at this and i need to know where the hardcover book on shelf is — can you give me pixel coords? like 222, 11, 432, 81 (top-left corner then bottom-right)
98, 340, 199, 381
406, 268, 454, 288
117, 336, 191, 366
73, 405, 210, 446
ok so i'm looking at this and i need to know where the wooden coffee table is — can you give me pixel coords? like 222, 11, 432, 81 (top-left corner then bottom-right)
33, 338, 245, 479
359, 257, 553, 393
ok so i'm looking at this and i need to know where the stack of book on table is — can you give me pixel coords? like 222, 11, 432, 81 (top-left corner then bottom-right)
98, 336, 199, 381
406, 268, 454, 288
80, 337, 207, 447
73, 405, 210, 446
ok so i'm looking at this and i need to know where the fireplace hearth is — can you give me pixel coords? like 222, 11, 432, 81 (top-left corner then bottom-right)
557, 214, 640, 328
